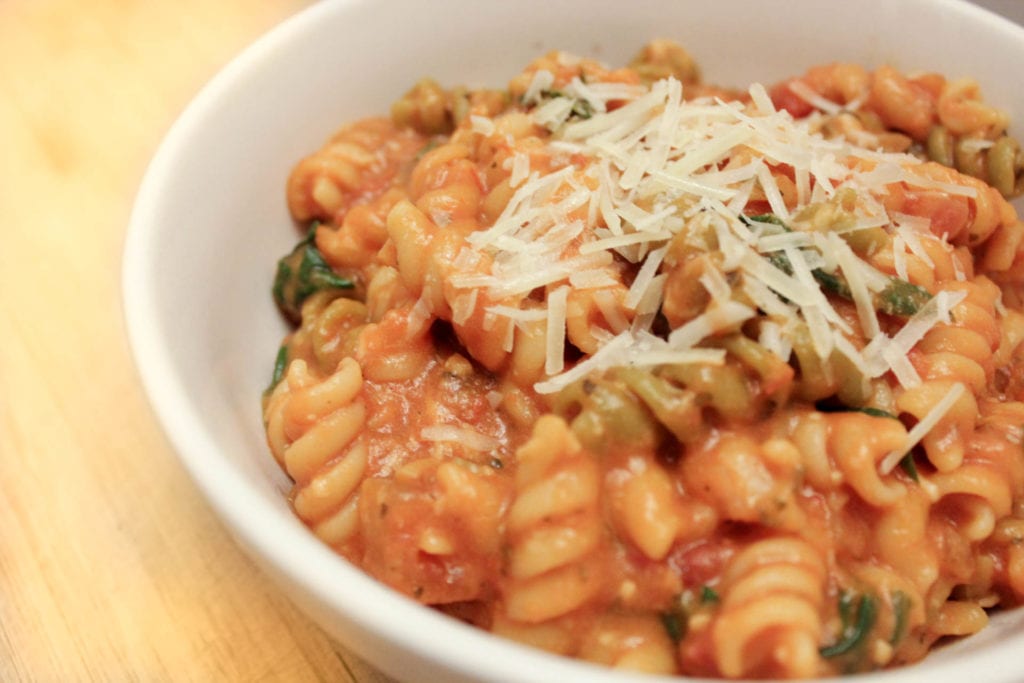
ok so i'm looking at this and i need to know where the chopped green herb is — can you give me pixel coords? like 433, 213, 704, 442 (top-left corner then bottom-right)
571, 99, 594, 119
700, 585, 720, 603
890, 591, 911, 645
811, 268, 851, 299
273, 223, 354, 322
745, 212, 932, 318
741, 213, 789, 229
816, 404, 899, 419
537, 89, 595, 119
820, 592, 877, 658
854, 407, 899, 420
660, 590, 704, 644
877, 278, 933, 317
659, 610, 686, 644
267, 345, 288, 393
761, 247, 853, 305
899, 454, 920, 482
764, 250, 794, 275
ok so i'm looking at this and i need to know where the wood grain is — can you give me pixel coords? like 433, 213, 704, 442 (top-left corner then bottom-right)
0, 2, 392, 681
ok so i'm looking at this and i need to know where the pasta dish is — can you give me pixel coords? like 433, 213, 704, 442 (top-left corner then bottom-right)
262, 42, 1024, 677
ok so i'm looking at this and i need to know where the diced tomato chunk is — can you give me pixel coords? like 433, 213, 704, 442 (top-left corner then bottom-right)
900, 190, 970, 242
769, 79, 815, 118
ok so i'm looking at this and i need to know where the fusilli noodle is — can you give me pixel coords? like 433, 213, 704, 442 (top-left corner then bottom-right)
262, 41, 1024, 678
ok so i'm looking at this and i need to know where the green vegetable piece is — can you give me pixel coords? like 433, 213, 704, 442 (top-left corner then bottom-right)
878, 278, 933, 317
741, 213, 789, 229
659, 611, 686, 644
899, 454, 920, 482
841, 225, 889, 255
273, 224, 354, 322
700, 585, 720, 604
750, 213, 931, 318
988, 136, 1022, 198
760, 246, 854, 303
658, 591, 693, 644
615, 368, 702, 443
268, 344, 288, 392
579, 381, 661, 451
533, 89, 594, 119
820, 592, 878, 658
890, 591, 911, 645
926, 125, 955, 168
744, 214, 850, 296
765, 250, 794, 275
812, 268, 851, 300
571, 99, 594, 120
817, 405, 904, 422
854, 406, 898, 420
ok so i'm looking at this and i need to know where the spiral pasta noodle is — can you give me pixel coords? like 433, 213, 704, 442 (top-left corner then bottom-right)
778, 62, 1024, 199
712, 536, 828, 678
501, 415, 610, 624
264, 357, 367, 547
286, 117, 425, 223
262, 40, 1024, 678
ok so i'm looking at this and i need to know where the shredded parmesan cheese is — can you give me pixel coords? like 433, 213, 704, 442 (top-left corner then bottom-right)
545, 285, 570, 376
878, 382, 968, 475
421, 425, 501, 452
786, 79, 843, 115
470, 115, 495, 136
427, 64, 980, 439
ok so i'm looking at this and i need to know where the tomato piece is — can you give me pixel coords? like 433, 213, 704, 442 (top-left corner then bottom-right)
900, 190, 970, 242
769, 79, 815, 118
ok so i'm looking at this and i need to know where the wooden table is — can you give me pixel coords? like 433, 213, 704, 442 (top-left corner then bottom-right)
0, 1, 392, 680
4, 2, 1024, 681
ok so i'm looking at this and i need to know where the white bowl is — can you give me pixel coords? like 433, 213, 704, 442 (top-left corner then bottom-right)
123, 0, 1024, 680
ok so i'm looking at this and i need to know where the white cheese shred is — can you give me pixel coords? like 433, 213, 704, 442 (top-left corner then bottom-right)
428, 61, 983, 496
786, 79, 843, 115
878, 382, 968, 475
545, 285, 570, 376
421, 425, 501, 452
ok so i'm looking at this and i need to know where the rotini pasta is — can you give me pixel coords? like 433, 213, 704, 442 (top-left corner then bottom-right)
777, 62, 1024, 199
262, 41, 1024, 678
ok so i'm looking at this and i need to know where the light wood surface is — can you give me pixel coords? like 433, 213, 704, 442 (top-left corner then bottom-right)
0, 2, 393, 681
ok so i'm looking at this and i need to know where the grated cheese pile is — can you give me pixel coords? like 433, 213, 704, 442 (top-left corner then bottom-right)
446, 65, 977, 441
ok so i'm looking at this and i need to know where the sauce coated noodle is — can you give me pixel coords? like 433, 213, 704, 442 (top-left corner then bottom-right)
263, 42, 1024, 678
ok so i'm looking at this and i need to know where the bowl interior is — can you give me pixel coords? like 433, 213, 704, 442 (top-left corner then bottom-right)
124, 0, 1024, 681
